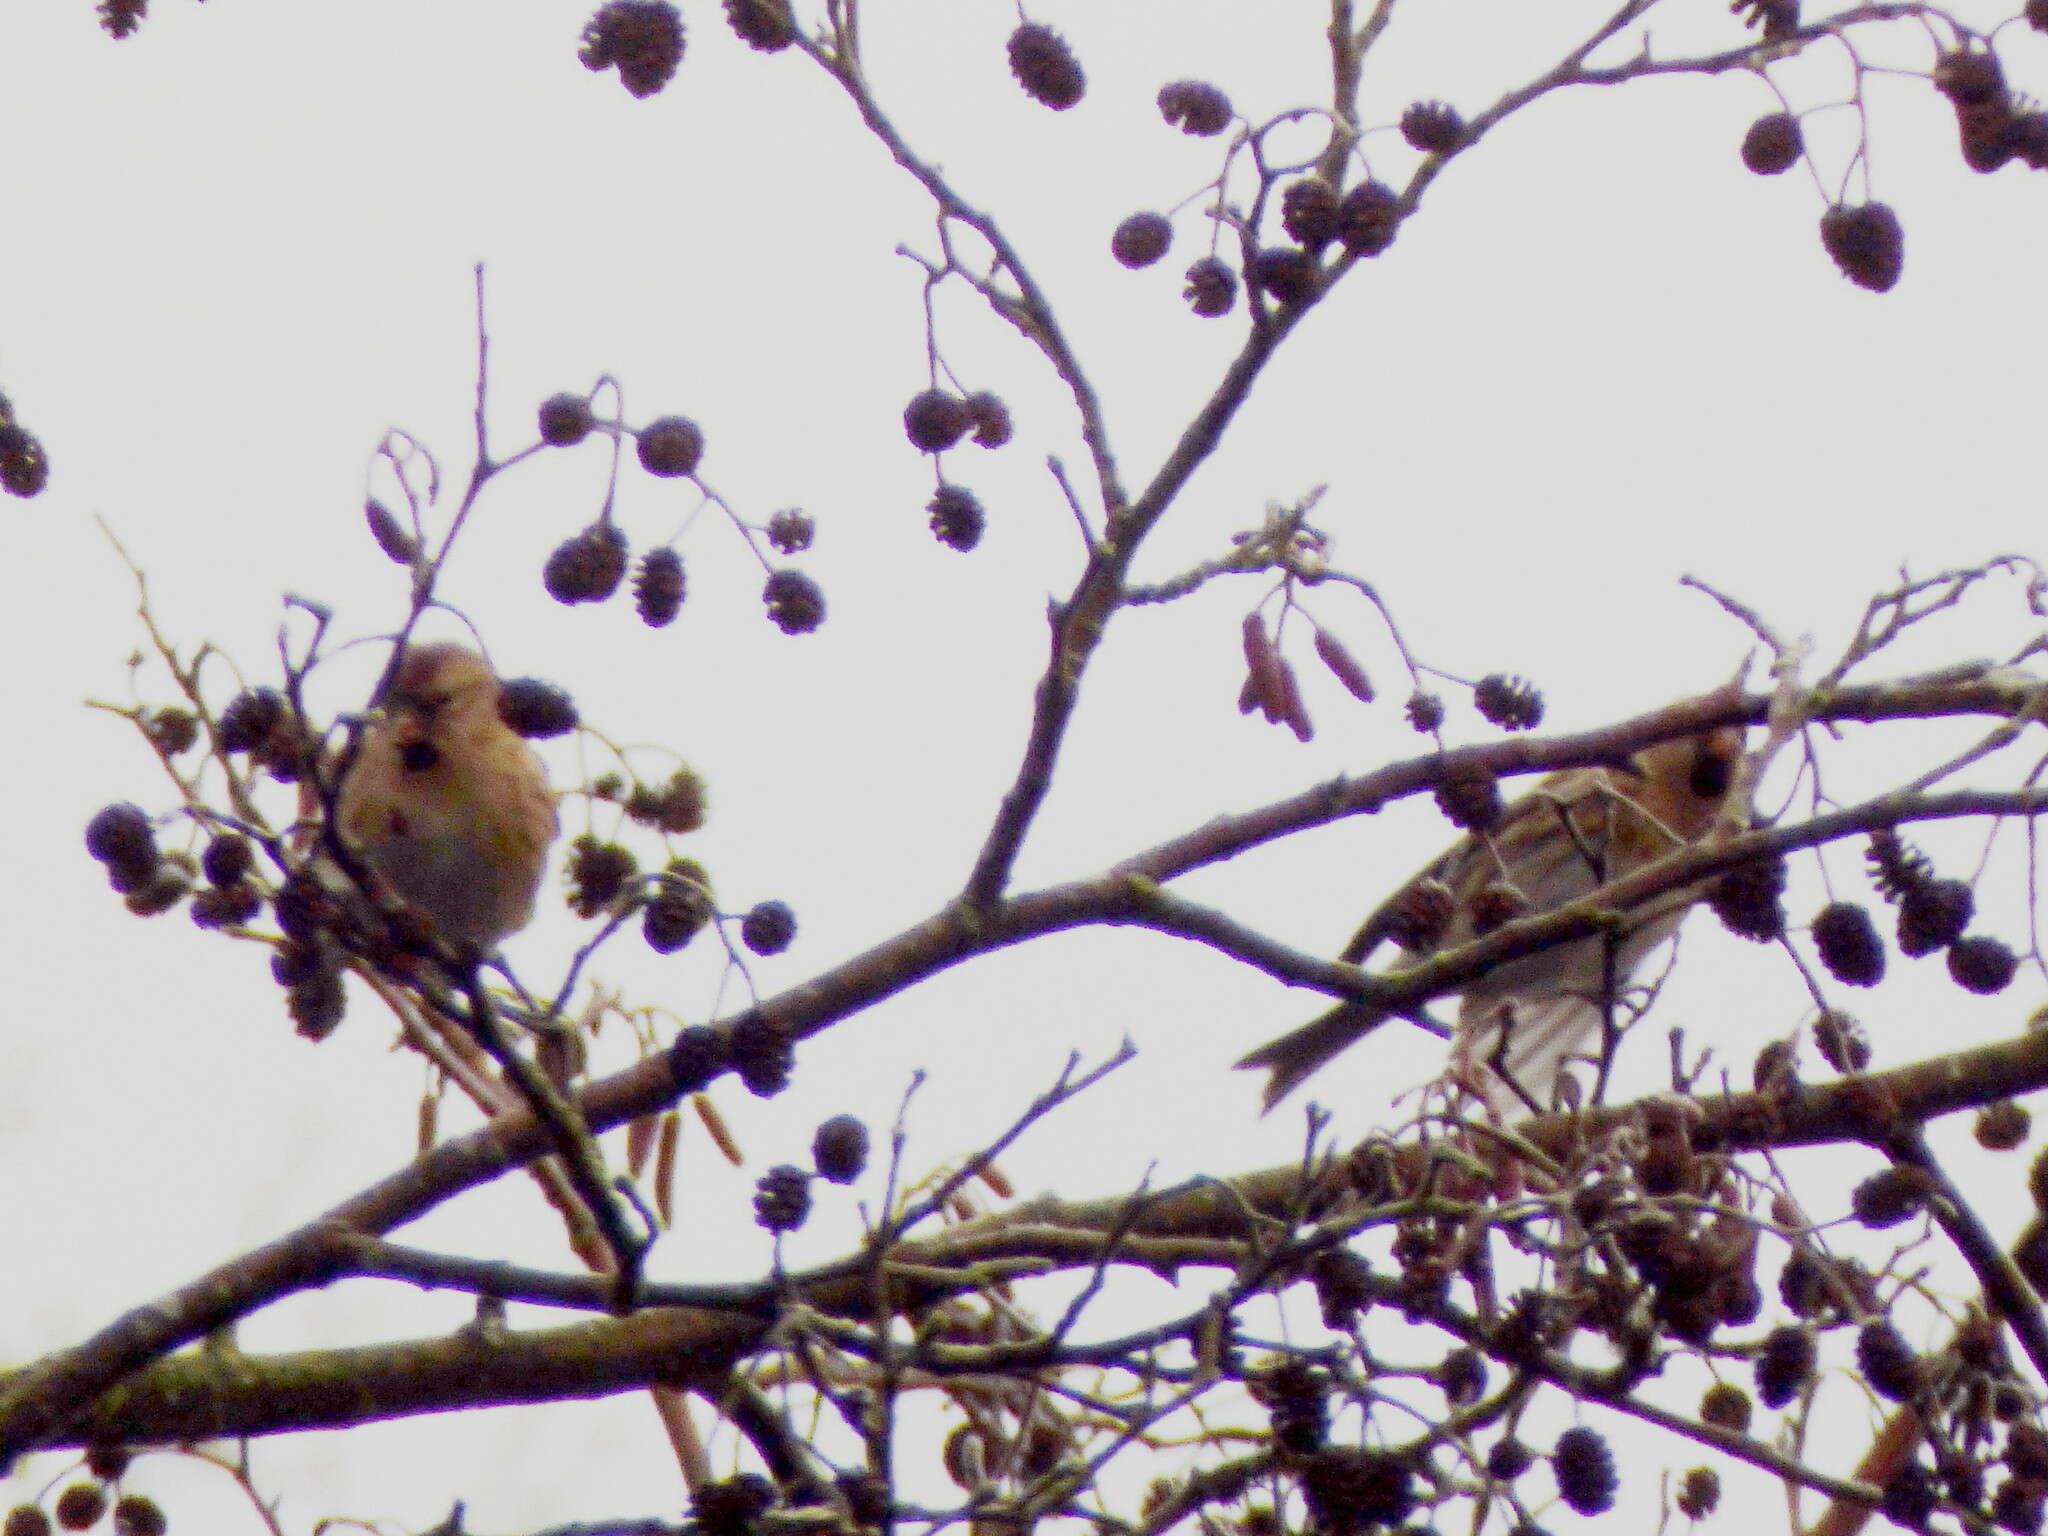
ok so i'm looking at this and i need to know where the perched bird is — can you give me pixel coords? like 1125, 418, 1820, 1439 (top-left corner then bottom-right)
1239, 727, 1747, 1112
336, 642, 558, 954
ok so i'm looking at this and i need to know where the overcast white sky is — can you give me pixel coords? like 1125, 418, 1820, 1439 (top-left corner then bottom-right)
4, 0, 2047, 1530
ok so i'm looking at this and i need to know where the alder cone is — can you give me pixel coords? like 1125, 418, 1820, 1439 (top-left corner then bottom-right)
1111, 212, 1172, 269
1741, 112, 1802, 174
723, 0, 794, 50
1157, 79, 1231, 136
1007, 23, 1084, 110
1819, 203, 1904, 293
579, 0, 686, 98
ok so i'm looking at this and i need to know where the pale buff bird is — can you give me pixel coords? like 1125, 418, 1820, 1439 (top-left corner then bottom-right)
1239, 728, 1746, 1111
335, 642, 558, 954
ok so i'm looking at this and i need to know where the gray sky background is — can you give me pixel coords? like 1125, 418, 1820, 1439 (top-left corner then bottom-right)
3, 0, 2047, 1530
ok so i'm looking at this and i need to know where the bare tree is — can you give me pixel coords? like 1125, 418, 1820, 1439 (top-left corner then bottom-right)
11, 2, 2048, 1534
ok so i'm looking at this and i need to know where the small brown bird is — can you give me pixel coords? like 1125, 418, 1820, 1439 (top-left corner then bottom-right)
1239, 727, 1746, 1112
336, 642, 558, 954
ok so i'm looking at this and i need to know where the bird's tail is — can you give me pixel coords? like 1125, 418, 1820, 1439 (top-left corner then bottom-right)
1235, 1001, 1389, 1112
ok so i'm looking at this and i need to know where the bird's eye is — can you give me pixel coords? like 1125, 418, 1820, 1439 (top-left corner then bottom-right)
1688, 748, 1732, 800
400, 741, 441, 772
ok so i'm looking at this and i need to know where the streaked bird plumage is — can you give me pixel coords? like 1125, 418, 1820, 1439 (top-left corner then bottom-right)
1239, 728, 1746, 1111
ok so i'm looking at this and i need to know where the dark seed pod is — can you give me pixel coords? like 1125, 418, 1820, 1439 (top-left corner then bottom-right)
1707, 853, 1787, 942
903, 389, 972, 452
143, 707, 199, 755
1732, 0, 1800, 37
1182, 256, 1238, 317
963, 392, 1013, 447
812, 1114, 868, 1183
84, 1444, 132, 1481
1111, 212, 1173, 269
1866, 829, 1934, 902
1440, 1347, 1487, 1405
1858, 1320, 1924, 1401
579, 0, 686, 98
85, 803, 158, 877
1812, 901, 1886, 985
566, 836, 637, 918
2030, 0, 2048, 33
2010, 1422, 2048, 1480
1280, 179, 1341, 248
1385, 877, 1455, 951
1881, 1461, 1938, 1529
110, 1498, 166, 1536
1301, 1448, 1414, 1528
1006, 22, 1084, 110
1935, 47, 2006, 106
1308, 1246, 1373, 1326
694, 1474, 776, 1536
538, 391, 594, 445
731, 1013, 794, 1096
2010, 110, 2048, 170
637, 415, 704, 477
928, 484, 985, 551
668, 1024, 730, 1094
1957, 98, 2017, 173
1741, 112, 1803, 174
497, 677, 578, 738
723, 0, 795, 51
1699, 1382, 1753, 1434
1336, 179, 1401, 256
753, 1164, 812, 1231
1487, 1439, 1535, 1481
765, 508, 814, 553
1898, 877, 1974, 956
1312, 628, 1374, 702
741, 899, 796, 955
0, 423, 49, 498
1552, 1427, 1618, 1516
633, 547, 686, 627
837, 1473, 889, 1527
52, 1486, 106, 1533
1258, 1360, 1329, 1455
1993, 1478, 2047, 1536
625, 765, 707, 834
1852, 1167, 1931, 1229
98, 0, 146, 39
643, 859, 714, 953
1756, 1325, 1816, 1408
288, 964, 347, 1041
1433, 765, 1502, 833
1469, 881, 1529, 935
1473, 673, 1544, 730
201, 833, 255, 887
218, 687, 286, 754
1819, 202, 1904, 293
1399, 100, 1465, 153
191, 881, 261, 929
763, 569, 826, 633
1950, 935, 2018, 994
1677, 1467, 1721, 1519
1157, 79, 1231, 136
1404, 690, 1445, 733
1812, 1009, 1871, 1073
543, 521, 630, 604
1976, 1099, 2030, 1151
364, 499, 418, 564
1249, 247, 1320, 304
5, 1505, 51, 1536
